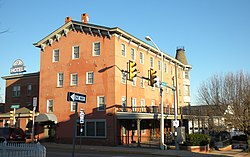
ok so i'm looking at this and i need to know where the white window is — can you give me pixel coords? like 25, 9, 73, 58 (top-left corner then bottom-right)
158, 60, 161, 71
141, 99, 145, 112
121, 44, 126, 57
132, 77, 136, 86
122, 96, 126, 111
171, 67, 174, 76
97, 96, 106, 111
12, 85, 20, 97
93, 42, 100, 56
164, 63, 167, 73
27, 84, 32, 96
184, 85, 190, 96
131, 48, 135, 61
150, 57, 154, 68
71, 73, 78, 86
86, 72, 94, 84
140, 52, 144, 64
131, 98, 136, 112
121, 72, 126, 84
140, 78, 144, 88
72, 46, 80, 59
47, 99, 53, 113
53, 49, 59, 62
184, 71, 189, 79
71, 102, 77, 112
57, 72, 64, 87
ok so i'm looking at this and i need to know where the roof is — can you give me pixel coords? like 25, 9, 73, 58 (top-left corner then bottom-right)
34, 20, 192, 69
1, 72, 39, 80
189, 105, 228, 117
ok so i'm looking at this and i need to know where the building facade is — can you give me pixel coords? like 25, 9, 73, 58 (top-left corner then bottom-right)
0, 72, 39, 136
34, 13, 192, 146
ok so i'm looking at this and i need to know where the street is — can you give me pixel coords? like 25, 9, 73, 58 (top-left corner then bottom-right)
47, 150, 165, 157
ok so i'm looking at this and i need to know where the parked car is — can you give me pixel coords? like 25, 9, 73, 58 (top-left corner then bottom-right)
0, 127, 26, 143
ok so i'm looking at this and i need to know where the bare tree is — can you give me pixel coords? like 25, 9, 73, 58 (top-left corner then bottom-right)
198, 71, 250, 142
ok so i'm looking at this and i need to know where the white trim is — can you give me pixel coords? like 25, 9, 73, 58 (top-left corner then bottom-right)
86, 71, 94, 84
72, 45, 80, 59
52, 49, 59, 62
70, 73, 78, 86
92, 41, 101, 56
97, 96, 106, 111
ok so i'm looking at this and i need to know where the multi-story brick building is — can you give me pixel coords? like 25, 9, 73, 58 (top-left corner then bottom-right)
34, 13, 192, 146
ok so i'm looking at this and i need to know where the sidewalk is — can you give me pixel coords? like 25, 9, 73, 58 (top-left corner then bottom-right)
43, 142, 250, 157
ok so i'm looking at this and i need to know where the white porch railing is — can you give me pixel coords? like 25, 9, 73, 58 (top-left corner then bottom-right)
0, 141, 46, 157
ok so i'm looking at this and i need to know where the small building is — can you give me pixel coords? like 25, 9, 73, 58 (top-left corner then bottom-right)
0, 72, 39, 136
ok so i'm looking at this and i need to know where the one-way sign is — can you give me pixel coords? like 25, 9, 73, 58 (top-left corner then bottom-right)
67, 92, 86, 103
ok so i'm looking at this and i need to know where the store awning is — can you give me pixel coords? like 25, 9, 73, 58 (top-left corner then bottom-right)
35, 113, 58, 124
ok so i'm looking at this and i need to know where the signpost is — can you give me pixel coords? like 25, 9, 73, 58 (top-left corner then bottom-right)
67, 92, 86, 103
67, 92, 86, 157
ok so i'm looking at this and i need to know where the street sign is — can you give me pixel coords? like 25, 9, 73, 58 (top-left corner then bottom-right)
67, 92, 86, 103
11, 104, 20, 109
33, 97, 37, 107
161, 82, 167, 87
79, 109, 85, 124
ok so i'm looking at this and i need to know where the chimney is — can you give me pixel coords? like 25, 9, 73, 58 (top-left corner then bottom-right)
65, 16, 72, 23
81, 13, 89, 24
175, 46, 188, 65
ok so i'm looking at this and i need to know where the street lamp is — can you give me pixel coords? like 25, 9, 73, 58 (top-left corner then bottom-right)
145, 36, 165, 150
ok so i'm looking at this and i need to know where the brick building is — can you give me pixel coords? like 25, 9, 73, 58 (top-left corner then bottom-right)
0, 72, 39, 134
34, 13, 192, 146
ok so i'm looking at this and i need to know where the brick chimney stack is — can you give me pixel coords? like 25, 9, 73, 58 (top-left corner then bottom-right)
65, 16, 72, 23
81, 13, 89, 24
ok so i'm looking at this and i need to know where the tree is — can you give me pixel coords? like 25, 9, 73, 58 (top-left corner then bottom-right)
198, 71, 250, 144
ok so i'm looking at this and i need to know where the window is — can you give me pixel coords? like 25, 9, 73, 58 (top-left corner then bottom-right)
140, 52, 144, 64
131, 98, 136, 112
27, 84, 32, 96
150, 57, 154, 68
122, 96, 126, 111
131, 48, 135, 61
97, 96, 106, 111
57, 72, 64, 87
12, 85, 20, 97
184, 85, 190, 96
77, 120, 106, 137
158, 60, 161, 70
141, 99, 145, 112
132, 78, 136, 86
140, 78, 144, 88
72, 46, 80, 59
121, 44, 126, 57
184, 71, 189, 79
47, 99, 53, 113
171, 67, 174, 76
121, 72, 126, 84
71, 73, 78, 86
53, 49, 59, 62
86, 72, 94, 84
164, 63, 167, 73
71, 102, 77, 112
93, 42, 100, 56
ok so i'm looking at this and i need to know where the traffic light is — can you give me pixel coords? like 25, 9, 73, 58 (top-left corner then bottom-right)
149, 69, 159, 87
29, 110, 33, 121
10, 110, 14, 120
128, 60, 137, 81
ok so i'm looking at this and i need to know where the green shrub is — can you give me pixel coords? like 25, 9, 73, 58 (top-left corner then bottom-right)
184, 134, 209, 146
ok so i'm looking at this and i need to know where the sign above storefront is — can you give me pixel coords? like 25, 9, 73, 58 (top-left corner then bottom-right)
10, 59, 26, 74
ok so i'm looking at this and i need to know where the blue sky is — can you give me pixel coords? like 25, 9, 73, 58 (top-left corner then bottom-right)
0, 0, 250, 104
